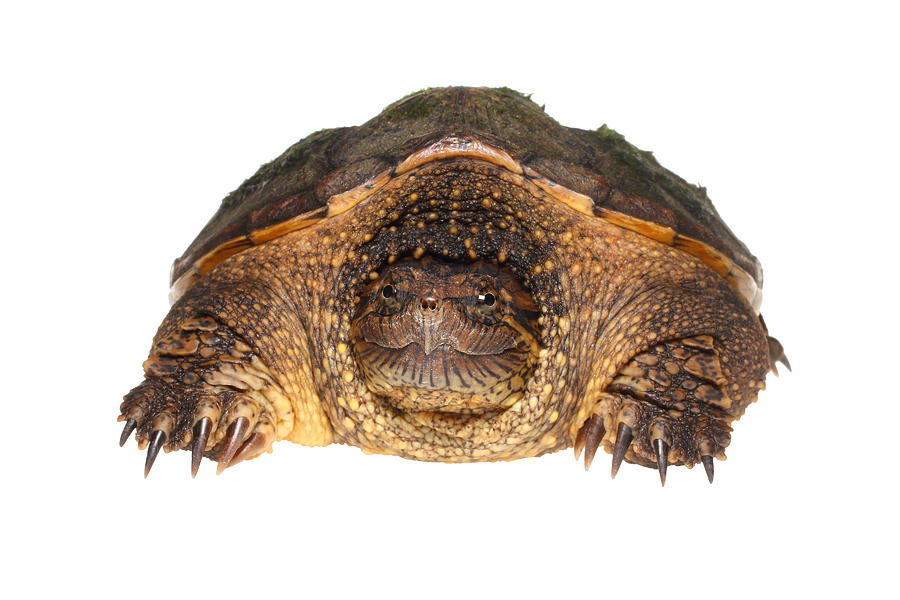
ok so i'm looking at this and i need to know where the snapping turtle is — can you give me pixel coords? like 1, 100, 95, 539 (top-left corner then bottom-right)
119, 86, 787, 484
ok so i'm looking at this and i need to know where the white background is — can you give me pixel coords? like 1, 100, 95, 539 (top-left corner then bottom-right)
2, 2, 896, 598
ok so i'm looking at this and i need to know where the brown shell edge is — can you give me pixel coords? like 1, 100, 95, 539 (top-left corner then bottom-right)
169, 135, 762, 314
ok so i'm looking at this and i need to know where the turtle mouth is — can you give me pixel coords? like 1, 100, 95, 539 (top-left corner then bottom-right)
352, 341, 531, 414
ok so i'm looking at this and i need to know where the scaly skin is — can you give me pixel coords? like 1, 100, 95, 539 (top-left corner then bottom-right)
121, 158, 770, 478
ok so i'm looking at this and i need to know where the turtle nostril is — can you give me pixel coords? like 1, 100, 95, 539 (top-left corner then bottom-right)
421, 297, 438, 311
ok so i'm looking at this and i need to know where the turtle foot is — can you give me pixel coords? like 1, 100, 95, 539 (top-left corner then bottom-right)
575, 401, 729, 485
118, 313, 281, 477
119, 377, 277, 477
575, 335, 740, 485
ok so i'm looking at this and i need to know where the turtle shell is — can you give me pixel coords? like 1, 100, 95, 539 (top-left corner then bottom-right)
170, 87, 762, 310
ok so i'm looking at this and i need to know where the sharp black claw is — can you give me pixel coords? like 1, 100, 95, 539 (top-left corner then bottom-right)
582, 416, 606, 471
191, 418, 212, 478
217, 417, 249, 474
231, 432, 266, 467
767, 335, 791, 375
144, 430, 166, 478
119, 418, 137, 447
778, 353, 792, 372
574, 423, 587, 460
654, 438, 669, 486
610, 422, 633, 479
701, 455, 715, 483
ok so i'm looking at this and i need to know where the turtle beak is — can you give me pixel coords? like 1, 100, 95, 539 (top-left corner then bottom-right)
417, 293, 444, 355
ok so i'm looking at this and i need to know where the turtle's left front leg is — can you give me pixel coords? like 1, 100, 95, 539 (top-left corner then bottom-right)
119, 278, 330, 477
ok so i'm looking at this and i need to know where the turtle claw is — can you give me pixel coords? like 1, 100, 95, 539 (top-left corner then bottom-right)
610, 422, 633, 479
121, 375, 275, 477
778, 353, 792, 373
120, 311, 282, 477
701, 455, 715, 483
191, 418, 213, 478
766, 335, 791, 375
144, 430, 166, 478
580, 416, 606, 471
119, 418, 137, 447
573, 423, 587, 460
653, 438, 669, 486
230, 430, 274, 467
217, 417, 250, 474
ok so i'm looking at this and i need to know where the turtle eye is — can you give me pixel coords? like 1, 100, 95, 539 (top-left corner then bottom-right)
474, 290, 499, 320
478, 293, 496, 307
376, 283, 401, 315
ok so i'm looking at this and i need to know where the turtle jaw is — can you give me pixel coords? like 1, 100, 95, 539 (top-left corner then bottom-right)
353, 341, 530, 414
353, 330, 535, 414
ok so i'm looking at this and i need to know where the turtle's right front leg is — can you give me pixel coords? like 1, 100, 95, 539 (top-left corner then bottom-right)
119, 279, 330, 477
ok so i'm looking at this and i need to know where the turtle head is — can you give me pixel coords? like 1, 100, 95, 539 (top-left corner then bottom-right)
350, 256, 540, 414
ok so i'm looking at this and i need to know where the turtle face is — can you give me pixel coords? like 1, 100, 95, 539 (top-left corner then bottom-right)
350, 257, 540, 413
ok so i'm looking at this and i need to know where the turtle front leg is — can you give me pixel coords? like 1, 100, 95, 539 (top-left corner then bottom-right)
119, 314, 284, 477
575, 333, 767, 485
119, 278, 328, 477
